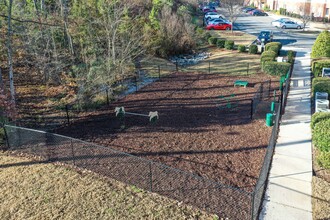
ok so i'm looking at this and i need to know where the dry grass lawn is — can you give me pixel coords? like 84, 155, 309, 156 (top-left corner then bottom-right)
140, 31, 261, 78
0, 152, 216, 220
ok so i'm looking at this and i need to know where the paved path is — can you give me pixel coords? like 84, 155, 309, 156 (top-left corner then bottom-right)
260, 51, 313, 219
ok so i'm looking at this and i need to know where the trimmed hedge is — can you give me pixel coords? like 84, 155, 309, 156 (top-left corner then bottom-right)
238, 45, 246, 52
311, 30, 330, 58
287, 50, 295, 63
249, 44, 258, 54
311, 112, 330, 130
265, 42, 282, 51
311, 59, 330, 77
261, 51, 277, 65
317, 151, 330, 169
208, 37, 218, 45
311, 57, 330, 70
268, 46, 279, 55
262, 61, 291, 76
312, 81, 330, 95
313, 118, 330, 152
224, 40, 235, 50
216, 38, 226, 48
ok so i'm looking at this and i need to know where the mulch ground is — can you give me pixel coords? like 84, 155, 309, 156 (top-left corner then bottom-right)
56, 71, 280, 192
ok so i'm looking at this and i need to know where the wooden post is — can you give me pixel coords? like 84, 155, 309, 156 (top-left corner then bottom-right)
65, 105, 70, 125
106, 89, 110, 105
250, 99, 254, 120
209, 61, 211, 74
158, 65, 161, 79
176, 60, 178, 71
247, 63, 249, 75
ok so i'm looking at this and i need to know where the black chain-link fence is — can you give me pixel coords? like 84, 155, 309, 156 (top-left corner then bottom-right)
4, 125, 252, 219
4, 67, 292, 219
251, 80, 271, 119
251, 68, 292, 219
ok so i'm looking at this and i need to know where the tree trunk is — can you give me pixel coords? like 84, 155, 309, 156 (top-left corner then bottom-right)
7, 0, 15, 104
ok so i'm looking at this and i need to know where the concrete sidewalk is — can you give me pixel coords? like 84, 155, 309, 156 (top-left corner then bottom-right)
259, 51, 313, 219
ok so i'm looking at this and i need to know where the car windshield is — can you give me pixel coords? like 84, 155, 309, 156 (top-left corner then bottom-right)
260, 32, 270, 37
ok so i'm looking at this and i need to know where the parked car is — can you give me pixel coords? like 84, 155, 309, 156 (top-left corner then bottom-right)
249, 9, 264, 15
257, 30, 273, 44
242, 7, 255, 13
280, 21, 303, 29
248, 9, 257, 15
205, 12, 224, 20
206, 22, 232, 30
206, 18, 231, 25
271, 18, 292, 27
202, 6, 217, 13
252, 10, 268, 16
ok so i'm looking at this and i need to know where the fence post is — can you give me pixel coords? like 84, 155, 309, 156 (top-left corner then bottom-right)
250, 99, 254, 120
251, 191, 255, 220
247, 63, 249, 75
149, 161, 153, 192
269, 79, 271, 95
158, 65, 161, 79
176, 60, 178, 72
65, 105, 70, 125
3, 125, 10, 150
135, 76, 138, 92
106, 89, 110, 106
209, 61, 211, 74
70, 139, 75, 166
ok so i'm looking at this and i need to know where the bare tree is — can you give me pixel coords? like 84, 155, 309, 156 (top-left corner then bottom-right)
221, 0, 246, 32
298, 3, 311, 31
6, 0, 15, 103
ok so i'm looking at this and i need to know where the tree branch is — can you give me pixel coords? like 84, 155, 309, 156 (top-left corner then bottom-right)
0, 14, 61, 27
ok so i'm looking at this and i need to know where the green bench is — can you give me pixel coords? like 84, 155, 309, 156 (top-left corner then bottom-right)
234, 80, 249, 88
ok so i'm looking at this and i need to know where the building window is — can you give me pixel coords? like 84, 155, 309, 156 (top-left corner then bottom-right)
326, 8, 329, 16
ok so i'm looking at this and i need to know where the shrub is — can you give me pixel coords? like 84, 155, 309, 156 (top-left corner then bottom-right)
265, 42, 282, 51
249, 44, 258, 54
208, 37, 217, 45
216, 38, 226, 48
262, 61, 291, 76
312, 81, 330, 95
287, 50, 295, 63
311, 112, 330, 130
311, 59, 330, 77
238, 45, 246, 52
261, 51, 277, 64
224, 40, 234, 50
311, 31, 330, 58
204, 32, 212, 41
313, 118, 330, 152
268, 46, 279, 55
317, 151, 330, 169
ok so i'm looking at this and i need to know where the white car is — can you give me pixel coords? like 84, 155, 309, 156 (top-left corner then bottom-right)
280, 20, 303, 29
204, 12, 224, 20
206, 18, 231, 25
271, 18, 292, 27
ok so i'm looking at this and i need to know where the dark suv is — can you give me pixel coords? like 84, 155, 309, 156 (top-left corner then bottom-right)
257, 30, 273, 44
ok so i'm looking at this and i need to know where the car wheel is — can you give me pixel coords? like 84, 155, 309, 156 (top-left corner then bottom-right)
211, 27, 214, 30
282, 25, 286, 29
297, 26, 301, 29
226, 27, 231, 31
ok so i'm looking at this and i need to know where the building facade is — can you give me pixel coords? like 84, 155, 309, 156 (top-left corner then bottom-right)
249, 0, 330, 20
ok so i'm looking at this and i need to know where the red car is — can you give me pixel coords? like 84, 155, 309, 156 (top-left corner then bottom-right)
206, 22, 232, 30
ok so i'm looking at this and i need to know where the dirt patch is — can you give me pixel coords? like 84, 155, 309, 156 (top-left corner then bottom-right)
312, 176, 330, 220
56, 71, 279, 192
